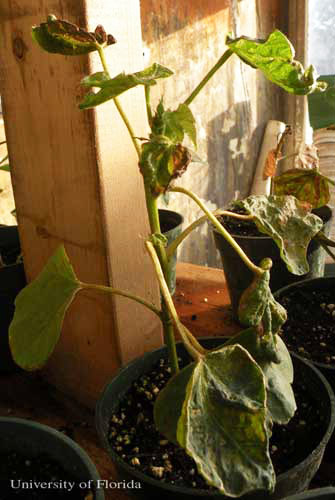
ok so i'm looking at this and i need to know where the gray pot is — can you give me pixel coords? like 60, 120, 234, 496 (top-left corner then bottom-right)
0, 417, 104, 499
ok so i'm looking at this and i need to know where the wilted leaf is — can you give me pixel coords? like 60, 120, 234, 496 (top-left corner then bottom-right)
155, 344, 274, 496
263, 149, 277, 180
227, 30, 327, 95
32, 15, 116, 56
139, 140, 191, 196
237, 195, 323, 274
273, 168, 331, 209
238, 258, 272, 327
80, 63, 173, 109
224, 329, 296, 424
163, 104, 197, 147
9, 245, 81, 370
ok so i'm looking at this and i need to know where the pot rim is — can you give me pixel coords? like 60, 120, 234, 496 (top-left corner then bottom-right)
274, 276, 335, 371
0, 416, 103, 494
95, 338, 335, 498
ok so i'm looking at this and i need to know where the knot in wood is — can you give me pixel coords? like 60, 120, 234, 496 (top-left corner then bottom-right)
12, 37, 26, 60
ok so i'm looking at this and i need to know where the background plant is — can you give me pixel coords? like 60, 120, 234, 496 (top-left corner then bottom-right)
7, 15, 328, 497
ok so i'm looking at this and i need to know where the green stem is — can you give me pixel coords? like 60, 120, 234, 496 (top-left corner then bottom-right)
146, 241, 204, 362
97, 45, 141, 159
79, 281, 162, 318
184, 49, 233, 106
318, 238, 335, 262
145, 86, 153, 127
144, 186, 180, 375
170, 186, 264, 276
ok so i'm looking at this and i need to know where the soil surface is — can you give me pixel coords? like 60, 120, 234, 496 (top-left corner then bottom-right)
0, 451, 94, 499
218, 207, 263, 237
279, 288, 335, 365
107, 355, 328, 492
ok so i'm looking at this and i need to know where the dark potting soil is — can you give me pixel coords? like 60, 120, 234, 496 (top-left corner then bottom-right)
107, 356, 327, 491
0, 451, 94, 499
218, 207, 264, 237
279, 288, 335, 365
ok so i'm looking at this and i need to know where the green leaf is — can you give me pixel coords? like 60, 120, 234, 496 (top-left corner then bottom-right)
9, 245, 81, 370
80, 63, 173, 109
175, 345, 274, 496
308, 75, 335, 129
0, 164, 10, 172
227, 30, 327, 95
164, 104, 197, 147
224, 329, 296, 425
154, 363, 194, 445
273, 168, 331, 209
236, 195, 323, 275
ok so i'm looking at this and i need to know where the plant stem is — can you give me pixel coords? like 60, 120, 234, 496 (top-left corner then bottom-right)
146, 241, 204, 362
170, 186, 264, 276
144, 185, 180, 375
145, 86, 153, 127
184, 49, 233, 106
79, 281, 162, 318
97, 45, 142, 159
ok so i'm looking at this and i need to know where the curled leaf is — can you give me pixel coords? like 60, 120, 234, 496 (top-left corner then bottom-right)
32, 15, 116, 56
227, 30, 327, 95
263, 149, 278, 180
236, 195, 323, 274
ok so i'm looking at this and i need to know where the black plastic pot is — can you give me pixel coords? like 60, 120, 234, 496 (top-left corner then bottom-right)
274, 277, 335, 391
213, 206, 333, 319
0, 417, 105, 499
96, 338, 335, 500
0, 225, 26, 373
159, 209, 183, 295
283, 487, 335, 499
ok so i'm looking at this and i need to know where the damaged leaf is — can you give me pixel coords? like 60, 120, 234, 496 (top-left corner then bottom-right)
227, 30, 327, 95
224, 329, 296, 425
32, 15, 116, 56
236, 195, 323, 274
155, 344, 274, 496
273, 168, 333, 209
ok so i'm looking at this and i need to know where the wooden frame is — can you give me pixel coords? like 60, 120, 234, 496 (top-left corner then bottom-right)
0, 1, 162, 407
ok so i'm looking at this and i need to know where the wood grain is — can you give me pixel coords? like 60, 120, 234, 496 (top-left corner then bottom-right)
0, 0, 162, 408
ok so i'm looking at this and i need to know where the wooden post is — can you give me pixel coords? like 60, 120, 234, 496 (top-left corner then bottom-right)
0, 1, 162, 407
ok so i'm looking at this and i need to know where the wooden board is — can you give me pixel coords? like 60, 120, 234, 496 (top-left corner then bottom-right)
0, 0, 162, 407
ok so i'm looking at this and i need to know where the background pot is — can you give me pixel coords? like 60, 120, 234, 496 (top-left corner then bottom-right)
274, 277, 335, 391
0, 225, 26, 373
0, 417, 104, 499
159, 209, 183, 295
95, 338, 335, 500
283, 487, 335, 499
213, 206, 333, 319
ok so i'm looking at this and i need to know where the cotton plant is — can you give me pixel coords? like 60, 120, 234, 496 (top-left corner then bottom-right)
8, 16, 327, 497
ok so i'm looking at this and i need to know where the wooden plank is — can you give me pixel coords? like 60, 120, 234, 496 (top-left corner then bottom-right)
0, 0, 162, 407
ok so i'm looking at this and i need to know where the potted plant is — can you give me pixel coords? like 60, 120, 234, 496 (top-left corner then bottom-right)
213, 124, 335, 318
6, 16, 335, 498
